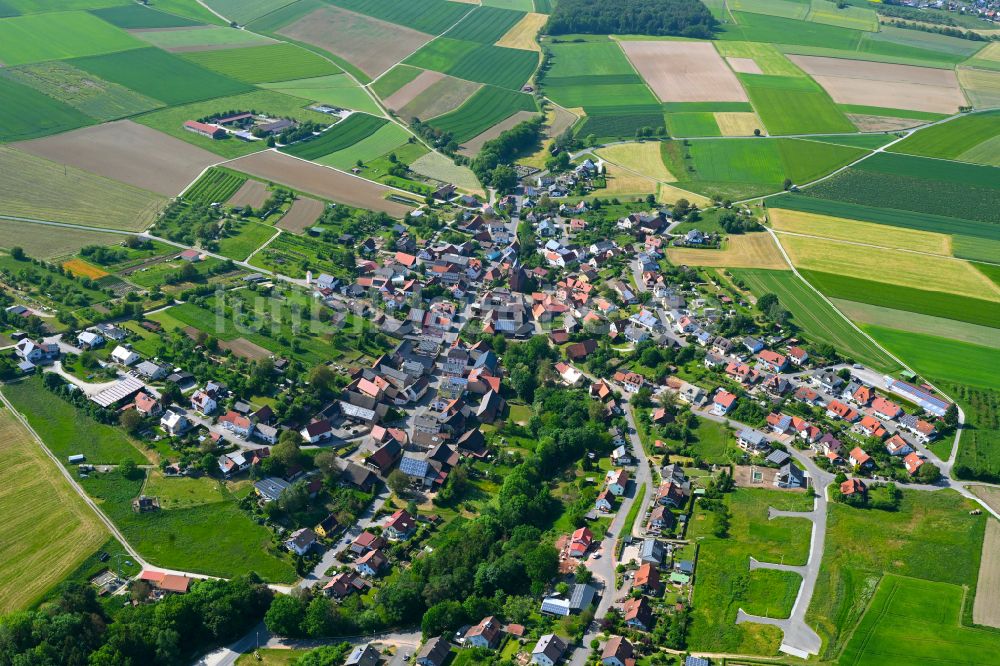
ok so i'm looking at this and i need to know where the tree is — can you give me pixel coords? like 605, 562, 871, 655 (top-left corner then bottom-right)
783, 177, 793, 190
9, 246, 25, 260
119, 458, 139, 480
272, 430, 303, 467
917, 462, 941, 483
388, 469, 410, 496
944, 403, 959, 427
421, 600, 466, 638
119, 408, 143, 434
264, 594, 307, 636
308, 364, 338, 397
314, 450, 339, 478
490, 164, 518, 193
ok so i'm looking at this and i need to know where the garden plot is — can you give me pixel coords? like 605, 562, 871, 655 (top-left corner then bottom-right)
224, 150, 415, 216
15, 120, 220, 197
619, 40, 748, 103
789, 55, 967, 113
278, 5, 432, 79
226, 179, 269, 208
383, 69, 446, 111
459, 110, 537, 157
277, 196, 325, 233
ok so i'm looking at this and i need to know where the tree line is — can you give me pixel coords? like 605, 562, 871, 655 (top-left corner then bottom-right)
546, 0, 718, 39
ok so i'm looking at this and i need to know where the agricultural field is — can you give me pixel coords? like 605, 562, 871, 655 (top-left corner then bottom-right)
0, 146, 164, 231
665, 112, 721, 137
182, 42, 339, 83
70, 46, 253, 105
225, 150, 415, 216
217, 220, 276, 261
715, 41, 805, 77
687, 488, 815, 655
203, 0, 293, 25
731, 268, 902, 371
0, 10, 142, 65
139, 0, 229, 25
382, 69, 446, 111
227, 179, 270, 209
91, 3, 203, 28
788, 54, 967, 114
619, 40, 748, 103
437, 41, 539, 90
728, 0, 809, 20
496, 12, 546, 51
767, 208, 952, 256
183, 167, 248, 204
326, 0, 473, 35
888, 110, 1000, 166
0, 75, 94, 142
372, 65, 424, 99
16, 120, 221, 197
132, 25, 275, 52
449, 5, 525, 44
779, 234, 1000, 302
805, 0, 877, 31
832, 299, 1000, 349
799, 269, 1000, 329
259, 74, 382, 115
281, 112, 388, 160
666, 233, 788, 270
0, 60, 163, 122
806, 489, 986, 660
594, 163, 658, 198
739, 73, 856, 135
409, 151, 484, 194
714, 112, 763, 136
0, 219, 126, 260
276, 196, 324, 233
596, 142, 675, 182
278, 5, 431, 80
315, 122, 412, 169
428, 84, 537, 143
0, 403, 108, 613
3, 377, 148, 466
958, 67, 1000, 108
459, 110, 539, 156
862, 325, 1000, 392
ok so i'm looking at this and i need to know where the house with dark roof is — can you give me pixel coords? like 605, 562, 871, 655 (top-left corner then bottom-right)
417, 637, 451, 666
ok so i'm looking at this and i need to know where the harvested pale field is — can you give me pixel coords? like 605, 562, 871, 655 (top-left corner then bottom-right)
972, 486, 1000, 515
459, 110, 539, 156
0, 219, 124, 260
409, 151, 484, 194
495, 12, 546, 51
223, 150, 414, 217
779, 234, 1000, 301
278, 6, 431, 79
727, 57, 762, 74
768, 208, 952, 255
847, 114, 922, 132
0, 147, 163, 231
383, 69, 446, 111
658, 182, 712, 207
596, 142, 675, 181
547, 104, 578, 138
277, 196, 324, 233
398, 76, 481, 122
959, 67, 1000, 108
667, 233, 788, 269
15, 120, 220, 197
620, 41, 748, 103
974, 518, 1000, 628
62, 258, 109, 280
788, 55, 966, 113
227, 179, 269, 209
715, 112, 763, 136
219, 337, 271, 360
0, 404, 108, 613
831, 299, 1000, 348
602, 163, 658, 197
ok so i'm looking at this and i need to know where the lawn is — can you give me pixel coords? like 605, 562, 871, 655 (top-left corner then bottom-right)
2, 377, 149, 466
0, 404, 108, 613
0, 147, 164, 231
182, 42, 340, 83
281, 112, 388, 160
687, 488, 815, 655
731, 268, 901, 372
0, 75, 93, 142
143, 471, 229, 509
259, 73, 382, 115
861, 325, 1000, 392
71, 46, 253, 105
888, 109, 1000, 166
0, 11, 143, 65
806, 489, 985, 659
690, 418, 733, 464
428, 84, 537, 143
82, 468, 297, 582
740, 73, 856, 135
839, 574, 1000, 665
217, 219, 276, 261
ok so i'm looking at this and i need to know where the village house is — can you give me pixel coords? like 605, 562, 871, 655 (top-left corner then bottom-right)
712, 390, 737, 416
531, 634, 567, 666
466, 616, 503, 649
568, 526, 593, 558
110, 345, 140, 367
356, 548, 387, 577
885, 433, 914, 456
904, 452, 925, 475
345, 645, 380, 666
849, 447, 873, 470
384, 509, 416, 540
606, 468, 629, 496
417, 637, 451, 666
737, 427, 770, 455
323, 571, 366, 598
622, 597, 653, 631
285, 528, 318, 556
840, 477, 866, 497
219, 410, 254, 438
633, 562, 661, 595
601, 637, 634, 666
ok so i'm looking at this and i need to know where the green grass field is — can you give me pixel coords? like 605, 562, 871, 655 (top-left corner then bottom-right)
81, 468, 297, 582
90, 3, 202, 28
71, 46, 253, 105
0, 11, 143, 65
861, 324, 1000, 391
371, 64, 423, 98
0, 219, 127, 260
1, 60, 163, 122
806, 0, 877, 31
183, 167, 248, 203
3, 377, 148, 466
134, 25, 274, 50
839, 574, 1000, 665
947, 382, 1000, 483
182, 42, 340, 83
836, 103, 948, 121
729, 0, 809, 20
203, 0, 291, 24
740, 73, 855, 135
720, 11, 865, 50
449, 5, 525, 43
831, 299, 1000, 349
731, 268, 901, 371
665, 112, 721, 137
327, 0, 472, 34
0, 75, 93, 142
315, 122, 411, 169
281, 112, 388, 160
687, 488, 815, 655
0, 404, 109, 613
216, 220, 276, 261
807, 489, 985, 660
803, 134, 895, 150
428, 84, 537, 143
142, 0, 228, 24
691, 418, 733, 463
889, 110, 1000, 166
260, 73, 382, 115
435, 41, 539, 90
800, 268, 1000, 329
715, 41, 805, 76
